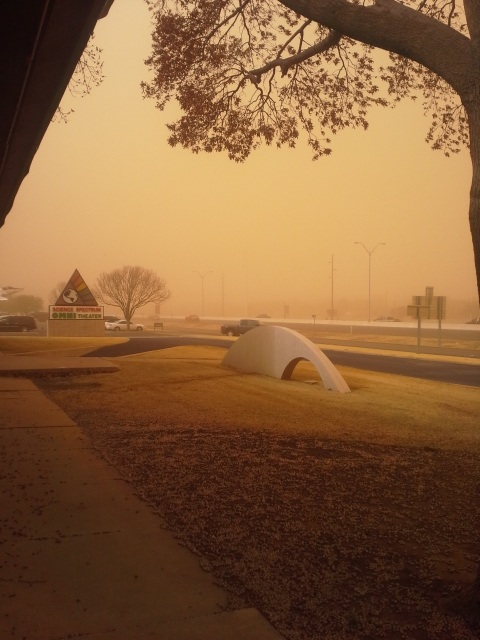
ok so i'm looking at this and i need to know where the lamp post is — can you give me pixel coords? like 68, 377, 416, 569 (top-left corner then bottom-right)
354, 242, 386, 322
194, 270, 212, 317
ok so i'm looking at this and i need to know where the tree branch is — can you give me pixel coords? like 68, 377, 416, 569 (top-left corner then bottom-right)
204, 0, 251, 43
277, 0, 472, 95
247, 29, 342, 83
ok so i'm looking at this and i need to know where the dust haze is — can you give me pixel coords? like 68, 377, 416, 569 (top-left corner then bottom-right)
0, 0, 477, 322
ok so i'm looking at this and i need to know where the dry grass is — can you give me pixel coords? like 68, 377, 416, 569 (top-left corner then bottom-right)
26, 343, 480, 639
303, 330, 480, 352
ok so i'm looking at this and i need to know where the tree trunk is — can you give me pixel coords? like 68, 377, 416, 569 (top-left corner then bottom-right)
467, 101, 480, 303
449, 562, 480, 630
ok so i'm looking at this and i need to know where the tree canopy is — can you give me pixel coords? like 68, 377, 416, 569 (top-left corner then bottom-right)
94, 265, 171, 326
142, 0, 470, 160
142, 0, 480, 299
0, 295, 44, 315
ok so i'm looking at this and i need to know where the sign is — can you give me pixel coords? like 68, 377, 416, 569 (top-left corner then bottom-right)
407, 286, 447, 353
407, 305, 429, 319
49, 306, 103, 320
54, 269, 98, 306
408, 287, 446, 320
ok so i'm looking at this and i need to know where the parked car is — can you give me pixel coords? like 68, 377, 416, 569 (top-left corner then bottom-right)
0, 315, 37, 332
373, 316, 401, 322
466, 317, 480, 324
104, 314, 121, 329
105, 319, 145, 331
185, 314, 200, 322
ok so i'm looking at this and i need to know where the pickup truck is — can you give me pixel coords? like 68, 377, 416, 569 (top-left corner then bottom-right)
220, 318, 262, 336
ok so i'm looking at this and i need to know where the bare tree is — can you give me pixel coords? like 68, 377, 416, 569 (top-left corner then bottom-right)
94, 265, 171, 328
142, 0, 480, 301
49, 282, 67, 304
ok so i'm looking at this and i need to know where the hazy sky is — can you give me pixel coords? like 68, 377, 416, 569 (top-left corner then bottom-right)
0, 0, 477, 319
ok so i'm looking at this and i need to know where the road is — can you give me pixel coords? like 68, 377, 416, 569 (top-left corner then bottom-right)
87, 335, 480, 388
322, 348, 479, 387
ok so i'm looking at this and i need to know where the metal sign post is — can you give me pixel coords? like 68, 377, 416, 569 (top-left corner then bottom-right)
437, 296, 445, 346
407, 304, 429, 353
407, 287, 446, 353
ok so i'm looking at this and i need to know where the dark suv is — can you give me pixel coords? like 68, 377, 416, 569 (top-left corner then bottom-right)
0, 315, 37, 332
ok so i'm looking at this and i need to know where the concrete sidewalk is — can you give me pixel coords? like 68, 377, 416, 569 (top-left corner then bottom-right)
0, 375, 283, 639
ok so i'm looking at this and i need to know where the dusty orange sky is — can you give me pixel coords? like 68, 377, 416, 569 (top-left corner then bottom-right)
0, 0, 477, 320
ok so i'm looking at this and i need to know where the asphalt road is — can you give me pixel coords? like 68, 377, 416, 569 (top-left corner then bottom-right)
87, 336, 480, 388
322, 349, 479, 387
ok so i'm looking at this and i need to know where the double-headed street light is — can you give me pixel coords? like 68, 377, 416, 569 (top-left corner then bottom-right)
194, 270, 212, 317
354, 242, 386, 322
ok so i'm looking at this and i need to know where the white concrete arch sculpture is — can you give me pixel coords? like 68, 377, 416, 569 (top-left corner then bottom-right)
222, 324, 350, 393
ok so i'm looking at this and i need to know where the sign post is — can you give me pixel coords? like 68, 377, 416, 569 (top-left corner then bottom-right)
407, 304, 429, 353
407, 287, 446, 353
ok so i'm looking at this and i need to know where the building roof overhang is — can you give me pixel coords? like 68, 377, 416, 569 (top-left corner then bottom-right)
0, 0, 114, 227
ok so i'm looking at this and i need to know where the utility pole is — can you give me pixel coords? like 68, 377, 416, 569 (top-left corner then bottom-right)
194, 270, 212, 317
245, 251, 248, 316
221, 271, 225, 317
328, 254, 336, 320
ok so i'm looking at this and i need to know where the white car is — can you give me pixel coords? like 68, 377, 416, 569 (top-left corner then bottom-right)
105, 319, 145, 331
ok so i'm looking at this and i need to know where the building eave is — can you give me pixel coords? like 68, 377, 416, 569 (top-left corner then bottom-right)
0, 0, 114, 228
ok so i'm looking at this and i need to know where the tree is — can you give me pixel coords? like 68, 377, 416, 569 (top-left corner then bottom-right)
142, 0, 480, 626
94, 266, 171, 328
0, 295, 44, 315
54, 36, 104, 123
49, 282, 67, 304
142, 0, 480, 302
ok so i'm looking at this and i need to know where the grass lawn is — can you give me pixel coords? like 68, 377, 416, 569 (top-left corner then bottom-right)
2, 337, 479, 639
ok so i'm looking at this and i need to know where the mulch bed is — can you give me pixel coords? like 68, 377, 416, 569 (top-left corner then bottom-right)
66, 416, 480, 640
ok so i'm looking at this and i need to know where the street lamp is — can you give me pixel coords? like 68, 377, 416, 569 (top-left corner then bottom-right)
328, 254, 336, 320
354, 242, 386, 322
194, 270, 212, 317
